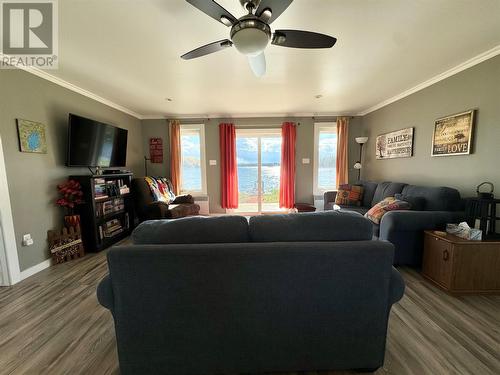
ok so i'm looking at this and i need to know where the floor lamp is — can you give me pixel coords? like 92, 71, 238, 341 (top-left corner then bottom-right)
354, 137, 368, 181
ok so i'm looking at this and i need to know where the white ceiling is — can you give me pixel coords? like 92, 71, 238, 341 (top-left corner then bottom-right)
52, 0, 500, 117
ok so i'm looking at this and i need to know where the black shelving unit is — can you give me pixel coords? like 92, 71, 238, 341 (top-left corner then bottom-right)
71, 173, 135, 252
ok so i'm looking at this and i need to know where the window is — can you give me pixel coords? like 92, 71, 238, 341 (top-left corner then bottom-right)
179, 124, 207, 195
313, 122, 337, 194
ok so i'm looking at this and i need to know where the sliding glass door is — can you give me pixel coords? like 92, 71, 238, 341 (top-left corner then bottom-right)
235, 129, 283, 214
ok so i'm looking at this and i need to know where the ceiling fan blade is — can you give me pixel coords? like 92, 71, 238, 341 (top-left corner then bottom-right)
255, 0, 293, 24
272, 30, 337, 49
181, 39, 233, 60
247, 52, 266, 77
186, 0, 237, 26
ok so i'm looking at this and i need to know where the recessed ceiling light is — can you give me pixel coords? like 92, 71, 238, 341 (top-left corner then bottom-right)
165, 98, 173, 102
315, 94, 323, 99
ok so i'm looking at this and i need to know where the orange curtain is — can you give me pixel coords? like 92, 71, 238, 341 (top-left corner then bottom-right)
169, 120, 181, 195
336, 116, 349, 187
279, 122, 297, 209
219, 123, 239, 209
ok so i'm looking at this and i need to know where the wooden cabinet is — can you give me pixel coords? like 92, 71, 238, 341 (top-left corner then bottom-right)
422, 231, 500, 294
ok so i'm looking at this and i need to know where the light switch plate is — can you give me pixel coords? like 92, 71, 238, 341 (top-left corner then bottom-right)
209, 160, 217, 166
302, 158, 310, 164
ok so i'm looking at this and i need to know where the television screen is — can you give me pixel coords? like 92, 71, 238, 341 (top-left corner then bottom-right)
67, 114, 128, 167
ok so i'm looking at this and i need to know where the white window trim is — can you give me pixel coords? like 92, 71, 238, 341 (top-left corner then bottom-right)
313, 122, 337, 195
180, 124, 207, 195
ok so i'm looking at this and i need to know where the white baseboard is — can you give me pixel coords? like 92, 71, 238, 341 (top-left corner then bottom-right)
20, 258, 53, 281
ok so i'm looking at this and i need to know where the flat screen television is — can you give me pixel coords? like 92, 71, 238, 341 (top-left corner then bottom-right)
67, 114, 128, 167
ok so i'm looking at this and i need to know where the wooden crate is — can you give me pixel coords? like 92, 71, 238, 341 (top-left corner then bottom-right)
47, 226, 85, 264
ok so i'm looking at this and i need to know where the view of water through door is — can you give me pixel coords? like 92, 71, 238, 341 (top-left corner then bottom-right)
235, 129, 284, 214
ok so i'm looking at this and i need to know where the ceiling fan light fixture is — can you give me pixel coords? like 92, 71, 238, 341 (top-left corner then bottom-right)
232, 28, 269, 55
230, 17, 271, 56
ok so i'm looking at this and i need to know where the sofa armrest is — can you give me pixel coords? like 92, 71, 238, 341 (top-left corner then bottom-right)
144, 201, 170, 220
97, 275, 114, 310
389, 267, 405, 305
323, 191, 337, 210
379, 210, 465, 239
173, 194, 194, 204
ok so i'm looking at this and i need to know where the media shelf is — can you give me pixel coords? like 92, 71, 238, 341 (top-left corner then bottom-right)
71, 173, 135, 252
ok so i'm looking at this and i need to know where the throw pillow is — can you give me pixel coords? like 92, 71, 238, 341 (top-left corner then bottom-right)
335, 184, 364, 206
365, 197, 411, 224
394, 193, 426, 211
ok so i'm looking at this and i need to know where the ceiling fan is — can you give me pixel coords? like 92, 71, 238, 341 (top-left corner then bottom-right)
181, 0, 337, 77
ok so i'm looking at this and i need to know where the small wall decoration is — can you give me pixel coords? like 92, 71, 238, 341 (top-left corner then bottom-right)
149, 137, 163, 163
431, 110, 474, 156
376, 127, 414, 159
17, 119, 47, 153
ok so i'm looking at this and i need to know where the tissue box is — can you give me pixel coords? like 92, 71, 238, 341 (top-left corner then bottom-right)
446, 222, 482, 241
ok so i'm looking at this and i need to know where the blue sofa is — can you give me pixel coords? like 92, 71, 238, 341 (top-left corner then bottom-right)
324, 182, 465, 265
97, 212, 405, 375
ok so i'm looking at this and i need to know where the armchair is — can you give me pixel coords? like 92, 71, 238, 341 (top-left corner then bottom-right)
131, 177, 200, 221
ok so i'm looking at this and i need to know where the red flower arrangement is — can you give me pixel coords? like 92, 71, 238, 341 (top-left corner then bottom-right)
56, 179, 84, 213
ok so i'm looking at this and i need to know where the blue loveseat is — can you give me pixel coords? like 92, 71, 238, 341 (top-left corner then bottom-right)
324, 182, 465, 265
97, 212, 405, 375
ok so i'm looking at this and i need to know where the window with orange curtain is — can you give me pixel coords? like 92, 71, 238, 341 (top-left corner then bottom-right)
179, 124, 207, 195
313, 122, 337, 194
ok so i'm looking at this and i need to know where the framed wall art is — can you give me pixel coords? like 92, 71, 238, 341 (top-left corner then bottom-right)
376, 127, 414, 160
149, 137, 163, 163
17, 119, 47, 154
431, 110, 474, 157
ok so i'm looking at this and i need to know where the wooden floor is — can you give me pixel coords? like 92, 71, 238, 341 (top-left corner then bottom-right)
0, 249, 499, 375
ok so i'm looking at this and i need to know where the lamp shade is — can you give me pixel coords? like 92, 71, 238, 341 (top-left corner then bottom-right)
355, 137, 369, 144
354, 162, 362, 170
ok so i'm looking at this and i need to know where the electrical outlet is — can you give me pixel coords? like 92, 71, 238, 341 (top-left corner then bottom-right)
302, 158, 310, 164
22, 234, 33, 246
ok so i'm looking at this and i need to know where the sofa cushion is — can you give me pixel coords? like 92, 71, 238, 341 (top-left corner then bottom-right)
249, 211, 373, 242
365, 197, 411, 224
371, 182, 407, 206
401, 185, 462, 211
394, 193, 426, 211
132, 215, 249, 244
335, 184, 364, 206
358, 181, 379, 208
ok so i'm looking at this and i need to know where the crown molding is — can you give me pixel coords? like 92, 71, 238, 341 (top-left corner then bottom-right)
3, 44, 500, 121
358, 44, 500, 116
1, 54, 143, 119
140, 112, 358, 120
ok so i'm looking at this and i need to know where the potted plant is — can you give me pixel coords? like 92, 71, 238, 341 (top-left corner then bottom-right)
56, 179, 84, 227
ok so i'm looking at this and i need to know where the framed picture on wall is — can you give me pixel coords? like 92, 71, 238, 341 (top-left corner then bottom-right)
431, 110, 474, 157
376, 127, 414, 159
16, 119, 47, 154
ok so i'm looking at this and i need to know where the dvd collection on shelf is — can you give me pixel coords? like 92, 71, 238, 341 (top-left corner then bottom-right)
98, 213, 130, 241
95, 198, 125, 218
94, 178, 130, 200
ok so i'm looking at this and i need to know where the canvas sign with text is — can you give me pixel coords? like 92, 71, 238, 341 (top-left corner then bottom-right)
376, 127, 414, 159
432, 110, 474, 156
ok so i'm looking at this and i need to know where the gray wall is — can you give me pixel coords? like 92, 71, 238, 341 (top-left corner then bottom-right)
0, 69, 144, 271
142, 116, 363, 213
361, 55, 500, 198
